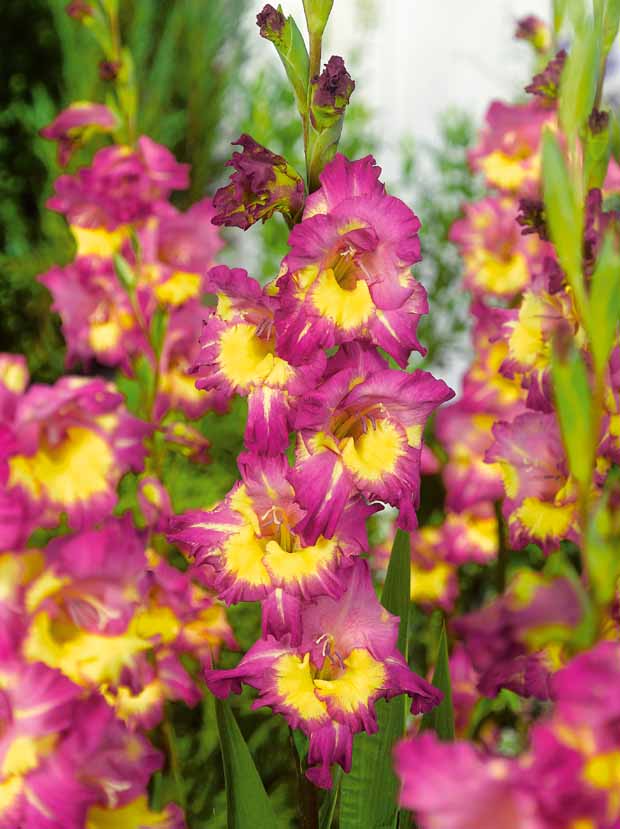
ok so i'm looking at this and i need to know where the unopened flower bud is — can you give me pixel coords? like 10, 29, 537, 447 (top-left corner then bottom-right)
303, 0, 334, 38
306, 56, 355, 190
516, 198, 549, 240
212, 134, 305, 230
256, 3, 287, 42
65, 0, 93, 20
588, 108, 610, 135
515, 15, 551, 54
99, 59, 121, 81
137, 476, 172, 531
313, 56, 354, 108
256, 5, 309, 116
525, 50, 567, 105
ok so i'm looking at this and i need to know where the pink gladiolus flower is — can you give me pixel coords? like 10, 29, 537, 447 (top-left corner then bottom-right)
155, 302, 229, 421
205, 560, 441, 788
137, 198, 224, 308
493, 275, 582, 414
212, 134, 305, 229
408, 525, 458, 612
40, 102, 118, 166
292, 343, 454, 541
194, 265, 326, 455
486, 411, 580, 552
449, 196, 553, 299
1, 371, 150, 531
394, 732, 544, 829
39, 256, 148, 371
169, 452, 377, 635
453, 571, 583, 698
469, 101, 554, 196
48, 136, 189, 230
275, 154, 428, 367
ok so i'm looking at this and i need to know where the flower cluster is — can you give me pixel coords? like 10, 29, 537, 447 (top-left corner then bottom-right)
396, 642, 620, 829
172, 145, 454, 787
391, 16, 620, 828
0, 7, 242, 820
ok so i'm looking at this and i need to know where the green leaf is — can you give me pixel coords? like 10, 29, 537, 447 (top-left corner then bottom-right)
542, 131, 585, 301
602, 0, 620, 53
589, 231, 620, 376
339, 529, 411, 829
420, 623, 454, 741
559, 15, 600, 140
551, 344, 593, 489
214, 698, 282, 829
113, 253, 136, 291
585, 472, 620, 605
584, 112, 611, 190
319, 767, 341, 829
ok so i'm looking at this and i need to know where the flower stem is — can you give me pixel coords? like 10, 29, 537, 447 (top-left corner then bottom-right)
289, 728, 319, 829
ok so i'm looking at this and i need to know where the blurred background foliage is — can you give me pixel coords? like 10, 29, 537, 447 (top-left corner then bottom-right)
2, 5, 480, 824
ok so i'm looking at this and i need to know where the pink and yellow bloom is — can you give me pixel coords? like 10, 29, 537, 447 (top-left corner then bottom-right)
137, 198, 223, 308
206, 560, 441, 788
494, 276, 583, 413
450, 196, 553, 300
5, 377, 150, 527
453, 570, 583, 698
22, 519, 234, 729
40, 256, 147, 371
170, 452, 376, 631
275, 153, 428, 367
40, 102, 118, 166
293, 343, 454, 540
48, 136, 189, 230
195, 265, 326, 454
469, 101, 554, 196
486, 411, 580, 552
2, 374, 149, 531
155, 302, 228, 421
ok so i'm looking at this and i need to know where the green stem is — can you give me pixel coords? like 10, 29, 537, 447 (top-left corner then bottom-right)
494, 500, 508, 595
162, 709, 186, 810
289, 729, 319, 829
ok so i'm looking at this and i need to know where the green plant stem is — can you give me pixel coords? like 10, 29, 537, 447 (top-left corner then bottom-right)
494, 500, 508, 595
289, 729, 319, 829
308, 32, 322, 82
162, 709, 186, 810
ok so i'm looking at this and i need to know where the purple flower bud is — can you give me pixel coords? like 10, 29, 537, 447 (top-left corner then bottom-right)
212, 134, 305, 230
99, 59, 121, 81
525, 50, 567, 105
516, 197, 549, 240
256, 4, 286, 42
312, 56, 355, 110
588, 107, 610, 135
515, 15, 551, 53
65, 0, 93, 20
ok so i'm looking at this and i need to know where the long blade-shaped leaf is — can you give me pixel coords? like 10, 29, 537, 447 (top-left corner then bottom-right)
420, 623, 454, 741
339, 529, 412, 829
215, 698, 281, 829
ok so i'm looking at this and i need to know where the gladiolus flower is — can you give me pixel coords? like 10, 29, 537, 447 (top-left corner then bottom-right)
275, 153, 428, 367
212, 135, 305, 229
169, 452, 377, 636
2, 374, 149, 531
48, 137, 189, 230
40, 102, 118, 166
291, 343, 453, 540
205, 560, 441, 788
194, 265, 325, 455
